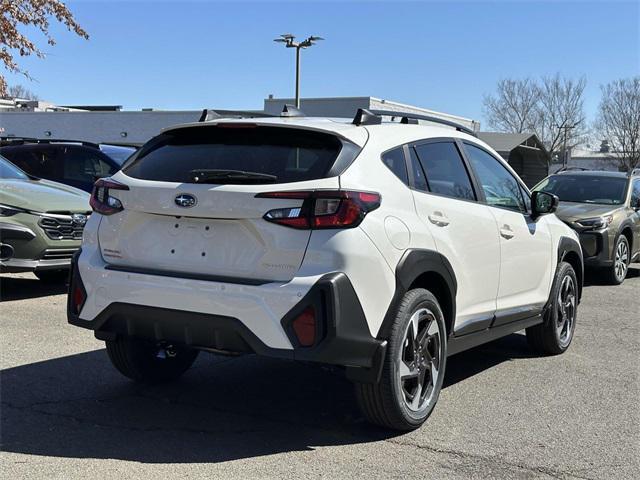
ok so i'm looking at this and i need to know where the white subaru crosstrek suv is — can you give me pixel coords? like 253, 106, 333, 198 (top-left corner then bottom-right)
68, 108, 583, 431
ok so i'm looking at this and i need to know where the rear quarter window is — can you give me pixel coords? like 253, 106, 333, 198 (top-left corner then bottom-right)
123, 125, 351, 184
381, 147, 409, 185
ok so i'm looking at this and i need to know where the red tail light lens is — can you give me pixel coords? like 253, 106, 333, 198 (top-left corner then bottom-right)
291, 306, 316, 346
257, 190, 381, 229
90, 179, 129, 215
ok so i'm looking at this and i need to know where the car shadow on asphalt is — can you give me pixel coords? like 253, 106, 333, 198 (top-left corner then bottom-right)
0, 275, 67, 302
1, 333, 535, 464
583, 263, 640, 286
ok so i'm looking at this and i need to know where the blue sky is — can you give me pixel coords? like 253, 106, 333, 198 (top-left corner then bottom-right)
5, 0, 639, 124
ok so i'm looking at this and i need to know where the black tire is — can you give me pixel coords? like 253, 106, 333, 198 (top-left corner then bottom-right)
105, 337, 199, 383
601, 235, 630, 285
34, 269, 69, 283
355, 288, 447, 431
526, 261, 578, 355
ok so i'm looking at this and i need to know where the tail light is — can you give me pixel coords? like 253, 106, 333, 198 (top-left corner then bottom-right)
291, 306, 316, 346
90, 178, 129, 215
257, 190, 381, 229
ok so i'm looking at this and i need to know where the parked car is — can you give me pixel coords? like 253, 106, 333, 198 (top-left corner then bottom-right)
67, 109, 583, 430
0, 138, 135, 193
533, 169, 640, 285
0, 154, 90, 282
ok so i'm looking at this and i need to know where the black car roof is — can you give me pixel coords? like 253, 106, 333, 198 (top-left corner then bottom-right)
554, 170, 634, 179
0, 137, 100, 149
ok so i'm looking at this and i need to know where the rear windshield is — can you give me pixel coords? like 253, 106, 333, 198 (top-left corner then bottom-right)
535, 175, 628, 205
123, 125, 346, 184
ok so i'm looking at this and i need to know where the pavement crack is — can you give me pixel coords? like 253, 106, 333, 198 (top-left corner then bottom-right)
384, 438, 596, 480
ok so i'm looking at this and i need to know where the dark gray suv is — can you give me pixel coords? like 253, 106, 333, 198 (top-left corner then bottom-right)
534, 170, 640, 284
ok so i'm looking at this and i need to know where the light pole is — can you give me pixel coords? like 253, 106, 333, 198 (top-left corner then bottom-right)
274, 34, 324, 109
557, 121, 578, 168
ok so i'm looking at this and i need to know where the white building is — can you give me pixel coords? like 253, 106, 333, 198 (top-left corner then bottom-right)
550, 141, 621, 173
0, 96, 478, 145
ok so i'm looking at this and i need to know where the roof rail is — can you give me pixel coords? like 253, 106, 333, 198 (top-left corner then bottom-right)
0, 136, 100, 149
554, 166, 591, 174
358, 109, 476, 136
352, 108, 382, 126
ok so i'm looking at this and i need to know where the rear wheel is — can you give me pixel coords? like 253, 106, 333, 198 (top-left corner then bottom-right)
355, 288, 446, 430
602, 235, 630, 285
527, 261, 578, 355
34, 269, 69, 283
105, 337, 199, 383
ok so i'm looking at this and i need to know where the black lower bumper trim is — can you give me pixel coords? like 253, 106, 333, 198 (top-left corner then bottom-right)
67, 264, 386, 382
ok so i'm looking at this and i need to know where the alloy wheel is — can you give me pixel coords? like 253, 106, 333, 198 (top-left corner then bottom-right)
556, 275, 576, 347
614, 239, 629, 282
398, 308, 442, 412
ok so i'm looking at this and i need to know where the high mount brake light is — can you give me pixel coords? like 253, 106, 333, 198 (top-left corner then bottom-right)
90, 178, 129, 215
256, 190, 381, 229
216, 123, 258, 129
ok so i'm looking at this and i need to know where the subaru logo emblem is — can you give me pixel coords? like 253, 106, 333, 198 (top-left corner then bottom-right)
175, 194, 197, 208
71, 213, 88, 226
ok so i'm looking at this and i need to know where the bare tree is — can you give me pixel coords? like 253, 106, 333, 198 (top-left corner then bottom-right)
7, 83, 39, 99
0, 0, 88, 96
483, 74, 588, 166
536, 74, 588, 163
483, 78, 539, 133
595, 77, 640, 172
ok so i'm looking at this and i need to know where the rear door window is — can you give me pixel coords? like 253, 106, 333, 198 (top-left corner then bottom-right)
407, 147, 429, 191
414, 141, 476, 201
62, 146, 115, 183
123, 125, 349, 184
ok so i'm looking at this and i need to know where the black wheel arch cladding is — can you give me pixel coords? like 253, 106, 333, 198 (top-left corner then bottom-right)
378, 249, 457, 341
557, 236, 584, 302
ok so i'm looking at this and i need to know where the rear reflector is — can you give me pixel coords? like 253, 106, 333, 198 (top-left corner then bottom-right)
257, 190, 381, 229
291, 306, 316, 347
72, 284, 86, 315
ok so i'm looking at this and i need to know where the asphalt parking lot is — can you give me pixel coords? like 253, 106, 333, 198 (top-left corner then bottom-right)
1, 267, 638, 479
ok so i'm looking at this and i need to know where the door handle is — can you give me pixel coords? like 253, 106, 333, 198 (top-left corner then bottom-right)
500, 224, 515, 239
428, 211, 450, 227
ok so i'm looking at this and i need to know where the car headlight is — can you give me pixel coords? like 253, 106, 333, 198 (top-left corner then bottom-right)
0, 204, 27, 217
577, 215, 613, 230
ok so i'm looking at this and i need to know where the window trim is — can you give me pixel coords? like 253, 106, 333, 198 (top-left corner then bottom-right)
460, 140, 532, 215
404, 137, 481, 205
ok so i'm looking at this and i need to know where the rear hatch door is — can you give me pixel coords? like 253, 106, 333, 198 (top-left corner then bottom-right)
97, 123, 359, 283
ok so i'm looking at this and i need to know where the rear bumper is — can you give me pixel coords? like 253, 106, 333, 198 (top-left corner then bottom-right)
67, 250, 386, 382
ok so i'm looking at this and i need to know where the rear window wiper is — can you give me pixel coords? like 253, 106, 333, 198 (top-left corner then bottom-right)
189, 169, 278, 184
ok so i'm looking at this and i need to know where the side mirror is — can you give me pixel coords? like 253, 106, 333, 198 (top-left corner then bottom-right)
634, 198, 640, 211
531, 191, 559, 219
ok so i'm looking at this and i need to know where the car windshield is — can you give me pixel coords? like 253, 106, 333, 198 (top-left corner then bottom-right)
100, 145, 136, 166
0, 155, 29, 180
534, 175, 627, 205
